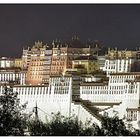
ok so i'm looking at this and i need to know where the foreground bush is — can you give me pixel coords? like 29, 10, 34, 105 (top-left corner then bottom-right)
28, 112, 139, 136
28, 112, 102, 136
0, 86, 27, 136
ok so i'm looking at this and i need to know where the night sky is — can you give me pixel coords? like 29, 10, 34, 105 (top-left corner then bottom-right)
0, 4, 140, 57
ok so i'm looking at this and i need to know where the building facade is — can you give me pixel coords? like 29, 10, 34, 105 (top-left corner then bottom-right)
103, 48, 137, 75
50, 43, 68, 75
50, 40, 94, 75
23, 41, 52, 85
72, 56, 99, 74
0, 68, 26, 85
0, 57, 14, 68
14, 58, 23, 68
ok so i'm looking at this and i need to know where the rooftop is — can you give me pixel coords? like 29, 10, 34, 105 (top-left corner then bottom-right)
14, 84, 49, 87
50, 74, 72, 78
73, 55, 97, 61
80, 81, 108, 86
110, 72, 140, 75
0, 67, 26, 72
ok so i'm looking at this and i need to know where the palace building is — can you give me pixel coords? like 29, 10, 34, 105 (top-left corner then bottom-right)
0, 40, 140, 129
50, 39, 97, 76
103, 48, 137, 75
22, 41, 52, 85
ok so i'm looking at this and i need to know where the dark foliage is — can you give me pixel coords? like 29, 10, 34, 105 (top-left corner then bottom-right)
101, 115, 133, 136
28, 112, 102, 136
28, 112, 139, 136
0, 86, 26, 136
28, 120, 48, 136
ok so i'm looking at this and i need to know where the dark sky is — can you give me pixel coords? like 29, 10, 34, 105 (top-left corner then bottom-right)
0, 4, 140, 57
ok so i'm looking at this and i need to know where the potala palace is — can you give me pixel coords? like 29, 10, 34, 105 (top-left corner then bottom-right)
0, 38, 140, 130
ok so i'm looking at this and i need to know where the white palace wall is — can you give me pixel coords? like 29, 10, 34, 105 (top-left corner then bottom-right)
71, 103, 102, 127
80, 73, 140, 129
0, 73, 139, 129
0, 76, 72, 121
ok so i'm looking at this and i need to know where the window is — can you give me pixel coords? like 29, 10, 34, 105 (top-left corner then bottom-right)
127, 110, 137, 121
129, 84, 134, 93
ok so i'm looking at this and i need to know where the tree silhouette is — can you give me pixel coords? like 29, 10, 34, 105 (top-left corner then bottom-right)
28, 112, 102, 136
27, 112, 139, 136
0, 86, 27, 136
101, 115, 132, 136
